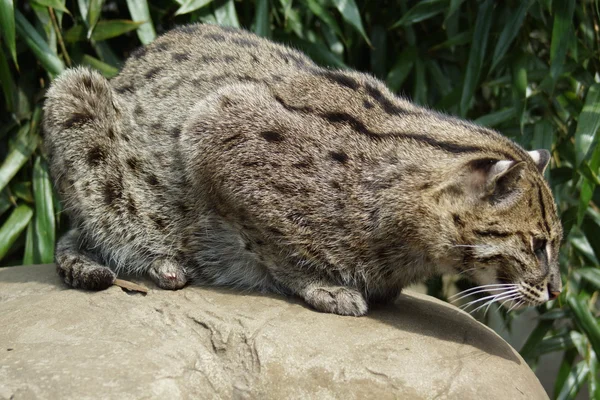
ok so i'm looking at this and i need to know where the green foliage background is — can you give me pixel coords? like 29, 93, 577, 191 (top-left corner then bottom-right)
0, 0, 599, 397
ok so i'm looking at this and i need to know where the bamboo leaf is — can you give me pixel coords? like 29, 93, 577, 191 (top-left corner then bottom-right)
459, 0, 493, 116
0, 204, 34, 261
520, 319, 554, 364
567, 294, 600, 360
32, 157, 55, 264
0, 44, 15, 112
392, 0, 449, 28
575, 83, 600, 166
214, 0, 240, 28
331, 0, 370, 45
0, 190, 10, 216
253, 0, 270, 38
32, 0, 70, 14
490, 0, 533, 72
126, 0, 156, 45
385, 46, 416, 92
174, 0, 212, 16
576, 268, 600, 289
15, 9, 64, 76
65, 20, 145, 42
0, 0, 17, 66
23, 221, 34, 265
307, 0, 343, 38
556, 361, 589, 400
554, 350, 577, 398
0, 124, 38, 194
81, 54, 118, 78
474, 108, 517, 127
549, 0, 576, 81
87, 0, 104, 38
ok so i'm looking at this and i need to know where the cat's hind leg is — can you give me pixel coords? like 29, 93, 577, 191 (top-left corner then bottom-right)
55, 229, 116, 290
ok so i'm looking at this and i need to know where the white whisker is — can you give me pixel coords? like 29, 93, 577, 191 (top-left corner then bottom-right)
461, 289, 519, 311
507, 299, 525, 313
451, 287, 515, 303
450, 283, 517, 300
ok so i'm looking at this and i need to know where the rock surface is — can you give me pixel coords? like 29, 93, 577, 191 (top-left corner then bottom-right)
0, 264, 547, 400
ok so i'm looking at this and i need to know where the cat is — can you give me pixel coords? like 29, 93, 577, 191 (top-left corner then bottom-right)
42, 23, 563, 316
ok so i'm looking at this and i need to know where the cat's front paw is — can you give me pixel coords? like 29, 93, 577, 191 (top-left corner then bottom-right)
303, 285, 368, 316
148, 260, 187, 290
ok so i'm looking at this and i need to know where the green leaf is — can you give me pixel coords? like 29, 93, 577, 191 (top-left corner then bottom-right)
0, 121, 39, 194
0, 190, 11, 217
281, 35, 347, 69
576, 267, 600, 289
0, 0, 17, 66
14, 9, 64, 76
459, 0, 494, 116
81, 55, 118, 78
575, 83, 600, 166
0, 204, 34, 262
331, 0, 370, 45
578, 143, 600, 225
32, 157, 55, 264
567, 294, 600, 360
556, 361, 589, 400
11, 181, 33, 203
554, 350, 577, 398
65, 20, 145, 42
307, 0, 343, 38
490, 0, 534, 72
126, 0, 156, 45
253, 0, 270, 38
23, 221, 35, 265
385, 46, 416, 92
32, 0, 70, 14
391, 0, 449, 28
214, 0, 240, 28
87, 0, 104, 39
549, 0, 576, 81
520, 319, 554, 364
474, 108, 517, 127
174, 0, 213, 16
0, 44, 15, 112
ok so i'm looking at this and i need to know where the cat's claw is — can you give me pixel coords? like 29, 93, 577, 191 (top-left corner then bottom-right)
303, 285, 368, 316
148, 260, 187, 290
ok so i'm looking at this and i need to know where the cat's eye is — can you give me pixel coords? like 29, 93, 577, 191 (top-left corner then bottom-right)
532, 237, 547, 258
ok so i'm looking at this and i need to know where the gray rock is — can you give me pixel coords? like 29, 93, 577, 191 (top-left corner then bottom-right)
0, 264, 547, 399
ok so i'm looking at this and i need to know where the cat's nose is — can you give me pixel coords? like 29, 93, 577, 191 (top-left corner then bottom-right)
547, 282, 561, 300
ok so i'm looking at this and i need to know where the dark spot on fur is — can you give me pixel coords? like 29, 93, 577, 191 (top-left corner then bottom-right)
151, 122, 163, 132
316, 70, 360, 90
330, 151, 349, 164
126, 158, 140, 173
134, 104, 144, 117
232, 37, 257, 47
222, 134, 242, 144
116, 84, 134, 94
149, 214, 168, 230
363, 100, 374, 109
474, 229, 511, 238
250, 54, 260, 63
154, 42, 169, 52
239, 75, 259, 83
171, 126, 181, 139
131, 46, 147, 59
145, 67, 161, 80
63, 112, 93, 129
127, 195, 137, 215
223, 55, 237, 64
261, 131, 284, 143
292, 159, 313, 169
242, 161, 262, 167
201, 55, 216, 63
106, 127, 115, 140
172, 52, 190, 62
419, 182, 432, 190
206, 33, 226, 41
330, 181, 342, 190
145, 174, 160, 186
103, 179, 122, 206
271, 75, 283, 82
245, 242, 253, 251
81, 74, 93, 89
452, 214, 465, 227
87, 145, 106, 166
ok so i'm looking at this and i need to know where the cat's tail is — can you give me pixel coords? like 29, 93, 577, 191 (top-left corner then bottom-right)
43, 67, 118, 165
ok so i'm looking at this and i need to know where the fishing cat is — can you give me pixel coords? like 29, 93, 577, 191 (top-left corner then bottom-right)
43, 23, 563, 316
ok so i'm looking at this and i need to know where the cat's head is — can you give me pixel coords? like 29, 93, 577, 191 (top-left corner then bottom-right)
440, 149, 562, 309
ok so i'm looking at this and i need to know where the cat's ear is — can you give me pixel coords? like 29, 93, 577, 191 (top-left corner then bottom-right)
484, 160, 526, 200
528, 149, 551, 173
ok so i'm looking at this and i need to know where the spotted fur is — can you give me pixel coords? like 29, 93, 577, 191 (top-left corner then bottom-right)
43, 23, 562, 316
